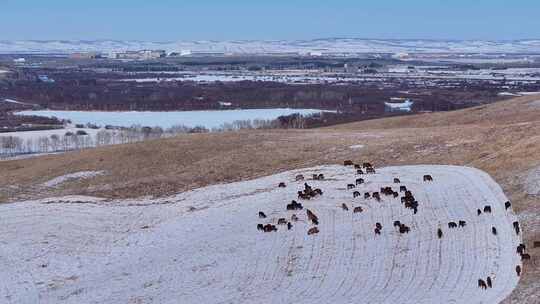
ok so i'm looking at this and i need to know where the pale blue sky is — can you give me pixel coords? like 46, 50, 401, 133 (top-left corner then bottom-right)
0, 0, 538, 40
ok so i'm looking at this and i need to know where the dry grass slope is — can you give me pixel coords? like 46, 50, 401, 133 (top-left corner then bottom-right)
2, 95, 540, 303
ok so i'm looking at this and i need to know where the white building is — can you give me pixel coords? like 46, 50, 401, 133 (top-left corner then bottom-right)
384, 99, 414, 112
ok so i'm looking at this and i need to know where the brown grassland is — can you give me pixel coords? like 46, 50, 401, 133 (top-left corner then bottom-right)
1, 95, 540, 302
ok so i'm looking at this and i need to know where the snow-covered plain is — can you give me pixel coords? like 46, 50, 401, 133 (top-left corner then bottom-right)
2, 38, 540, 54
0, 165, 521, 304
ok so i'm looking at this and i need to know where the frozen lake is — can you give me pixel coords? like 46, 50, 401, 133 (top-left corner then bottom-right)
15, 108, 329, 129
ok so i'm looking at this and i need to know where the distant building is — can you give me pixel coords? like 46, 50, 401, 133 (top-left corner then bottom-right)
384, 99, 414, 113
218, 101, 233, 107
114, 50, 166, 60
69, 52, 101, 59
37, 75, 55, 83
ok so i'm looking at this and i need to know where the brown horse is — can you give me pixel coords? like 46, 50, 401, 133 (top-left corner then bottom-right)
516, 265, 522, 276
423, 175, 433, 182
306, 209, 319, 225
295, 174, 304, 181
393, 178, 400, 183
344, 160, 354, 166
478, 279, 487, 290
307, 227, 319, 235
353, 206, 363, 213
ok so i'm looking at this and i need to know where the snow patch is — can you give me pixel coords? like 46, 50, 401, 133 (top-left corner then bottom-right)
349, 144, 365, 149
41, 171, 106, 188
1, 165, 521, 303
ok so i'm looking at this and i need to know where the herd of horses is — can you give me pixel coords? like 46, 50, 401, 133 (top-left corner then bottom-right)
256, 160, 528, 289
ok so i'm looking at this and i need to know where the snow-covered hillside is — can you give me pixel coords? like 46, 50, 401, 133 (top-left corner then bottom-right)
2, 38, 540, 54
0, 165, 522, 303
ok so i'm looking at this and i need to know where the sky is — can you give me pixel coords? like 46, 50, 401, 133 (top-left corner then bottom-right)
1, 0, 539, 41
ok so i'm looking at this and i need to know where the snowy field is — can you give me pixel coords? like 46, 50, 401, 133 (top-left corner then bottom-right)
2, 38, 540, 54
15, 108, 328, 129
0, 165, 521, 304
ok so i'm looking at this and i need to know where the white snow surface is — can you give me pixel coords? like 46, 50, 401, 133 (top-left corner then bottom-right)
41, 171, 106, 188
3, 38, 540, 54
0, 165, 521, 304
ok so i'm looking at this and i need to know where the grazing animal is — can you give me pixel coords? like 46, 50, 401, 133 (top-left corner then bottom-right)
448, 222, 458, 229
306, 209, 319, 225
423, 175, 433, 182
354, 164, 361, 169
492, 227, 497, 235
483, 206, 492, 213
353, 206, 363, 213
478, 279, 487, 290
312, 174, 319, 180
521, 253, 531, 261
314, 188, 323, 196
259, 211, 267, 218
307, 227, 319, 235
374, 228, 381, 235
513, 221, 520, 235
393, 192, 399, 198
437, 228, 443, 239
257, 224, 264, 231
295, 174, 304, 181
344, 160, 353, 166
291, 214, 299, 222
287, 200, 303, 211
278, 218, 287, 225
357, 169, 364, 175
517, 245, 525, 255
505, 201, 512, 210
287, 222, 293, 230
394, 178, 400, 183
278, 182, 286, 188
372, 192, 381, 201
486, 277, 492, 288
459, 220, 466, 227
364, 192, 371, 199
356, 178, 365, 185
399, 224, 410, 234
518, 243, 526, 253
477, 209, 482, 216
347, 184, 356, 190
375, 222, 382, 230
394, 220, 401, 227
318, 174, 324, 180
399, 186, 407, 192
366, 167, 376, 174
362, 162, 373, 168
353, 191, 361, 198
263, 224, 277, 232
516, 265, 521, 276
341, 203, 349, 211
297, 191, 310, 200
413, 207, 418, 214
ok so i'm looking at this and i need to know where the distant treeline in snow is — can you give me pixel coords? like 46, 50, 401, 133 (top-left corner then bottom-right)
0, 115, 313, 158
